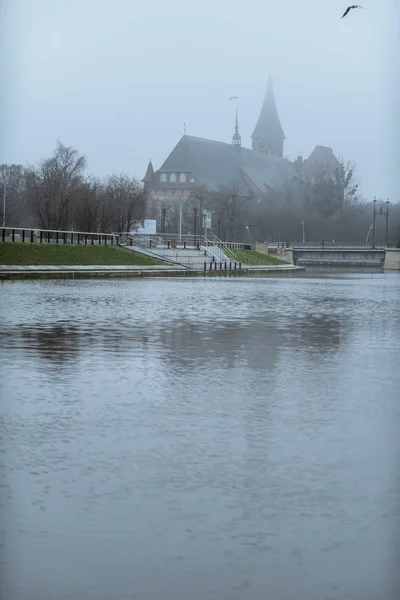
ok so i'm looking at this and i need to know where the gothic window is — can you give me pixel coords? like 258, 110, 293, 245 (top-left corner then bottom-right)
170, 172, 176, 182
160, 173, 167, 182
179, 173, 186, 183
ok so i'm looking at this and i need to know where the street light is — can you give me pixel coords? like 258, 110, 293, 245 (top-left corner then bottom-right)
178, 202, 182, 244
385, 200, 390, 246
372, 197, 390, 248
301, 220, 305, 243
2, 181, 6, 227
161, 207, 167, 234
193, 207, 198, 243
372, 198, 377, 249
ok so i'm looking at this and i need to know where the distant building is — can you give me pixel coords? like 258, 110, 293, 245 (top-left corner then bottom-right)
143, 77, 341, 222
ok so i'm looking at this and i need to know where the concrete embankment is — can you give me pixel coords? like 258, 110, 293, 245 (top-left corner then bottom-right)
0, 264, 304, 280
383, 248, 400, 272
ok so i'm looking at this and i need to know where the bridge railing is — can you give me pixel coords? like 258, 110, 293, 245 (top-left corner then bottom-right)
271, 241, 388, 250
121, 232, 251, 254
1, 226, 120, 246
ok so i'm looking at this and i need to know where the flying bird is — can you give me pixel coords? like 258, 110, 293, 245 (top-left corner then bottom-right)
341, 5, 364, 18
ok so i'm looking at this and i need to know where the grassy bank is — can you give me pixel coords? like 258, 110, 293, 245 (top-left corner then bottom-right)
227, 249, 288, 266
0, 243, 163, 266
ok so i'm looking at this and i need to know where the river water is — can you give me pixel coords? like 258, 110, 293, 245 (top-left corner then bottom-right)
1, 274, 399, 600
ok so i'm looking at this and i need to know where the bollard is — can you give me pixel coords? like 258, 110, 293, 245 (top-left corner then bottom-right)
197, 242, 200, 250
40, 231, 43, 243
22, 230, 25, 243
30, 230, 34, 243
1, 229, 4, 243
149, 239, 152, 248
111, 236, 113, 246
12, 229, 15, 242
209, 261, 212, 271
234, 261, 237, 270
239, 261, 241, 270
77, 234, 80, 245
71, 233, 74, 244
183, 241, 186, 249
47, 231, 50, 243
224, 262, 227, 271
214, 261, 217, 270
229, 262, 232, 271
56, 232, 58, 244
220, 262, 222, 271
204, 261, 207, 272
91, 234, 94, 245
85, 234, 87, 245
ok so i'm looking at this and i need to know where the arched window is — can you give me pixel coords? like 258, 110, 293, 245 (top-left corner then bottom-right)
179, 173, 186, 183
160, 173, 167, 182
170, 172, 176, 182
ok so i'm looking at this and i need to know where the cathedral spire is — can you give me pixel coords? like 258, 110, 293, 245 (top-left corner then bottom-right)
251, 76, 285, 157
230, 96, 241, 148
232, 107, 241, 147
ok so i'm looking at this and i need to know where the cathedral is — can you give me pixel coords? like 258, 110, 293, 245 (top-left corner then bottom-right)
143, 77, 341, 212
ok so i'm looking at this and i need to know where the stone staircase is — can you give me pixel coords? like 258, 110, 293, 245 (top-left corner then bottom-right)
122, 234, 237, 271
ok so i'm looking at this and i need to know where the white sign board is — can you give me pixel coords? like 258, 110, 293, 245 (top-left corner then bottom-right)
131, 219, 157, 235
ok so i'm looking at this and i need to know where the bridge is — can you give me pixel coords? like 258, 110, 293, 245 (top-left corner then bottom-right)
270, 242, 387, 267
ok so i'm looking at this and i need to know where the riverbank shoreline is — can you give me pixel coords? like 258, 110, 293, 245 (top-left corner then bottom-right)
0, 264, 304, 280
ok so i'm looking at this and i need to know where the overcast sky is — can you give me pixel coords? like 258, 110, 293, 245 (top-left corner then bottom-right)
1, 0, 399, 200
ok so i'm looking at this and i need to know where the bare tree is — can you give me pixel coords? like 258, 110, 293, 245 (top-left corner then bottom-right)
104, 174, 146, 232
24, 141, 87, 229
211, 182, 248, 240
72, 178, 103, 232
0, 164, 27, 226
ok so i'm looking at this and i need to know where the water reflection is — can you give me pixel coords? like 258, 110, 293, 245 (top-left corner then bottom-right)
1, 311, 344, 370
0, 275, 399, 600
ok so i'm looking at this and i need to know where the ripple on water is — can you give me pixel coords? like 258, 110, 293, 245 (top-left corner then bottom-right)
0, 275, 399, 600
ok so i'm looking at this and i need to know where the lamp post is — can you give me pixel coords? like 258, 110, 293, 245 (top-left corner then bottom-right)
178, 202, 182, 244
301, 220, 305, 243
372, 198, 377, 249
2, 181, 6, 227
193, 207, 198, 243
162, 207, 166, 234
385, 200, 389, 246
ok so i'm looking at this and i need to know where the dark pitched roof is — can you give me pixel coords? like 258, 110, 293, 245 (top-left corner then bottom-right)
305, 145, 341, 176
156, 135, 296, 195
252, 77, 285, 142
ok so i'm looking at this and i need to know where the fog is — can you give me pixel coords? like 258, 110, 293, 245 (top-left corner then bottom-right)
1, 0, 399, 200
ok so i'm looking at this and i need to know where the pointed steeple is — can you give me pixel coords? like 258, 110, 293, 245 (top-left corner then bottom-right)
252, 76, 285, 157
232, 107, 241, 147
142, 159, 155, 183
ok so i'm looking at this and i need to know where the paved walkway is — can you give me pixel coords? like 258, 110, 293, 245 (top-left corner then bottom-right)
0, 264, 304, 278
0, 264, 188, 271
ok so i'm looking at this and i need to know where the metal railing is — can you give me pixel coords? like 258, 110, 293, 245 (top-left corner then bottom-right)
121, 232, 248, 261
271, 241, 388, 250
119, 232, 237, 261
203, 260, 242, 273
1, 226, 120, 246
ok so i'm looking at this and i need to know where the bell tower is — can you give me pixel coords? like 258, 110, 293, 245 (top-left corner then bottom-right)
251, 76, 285, 157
